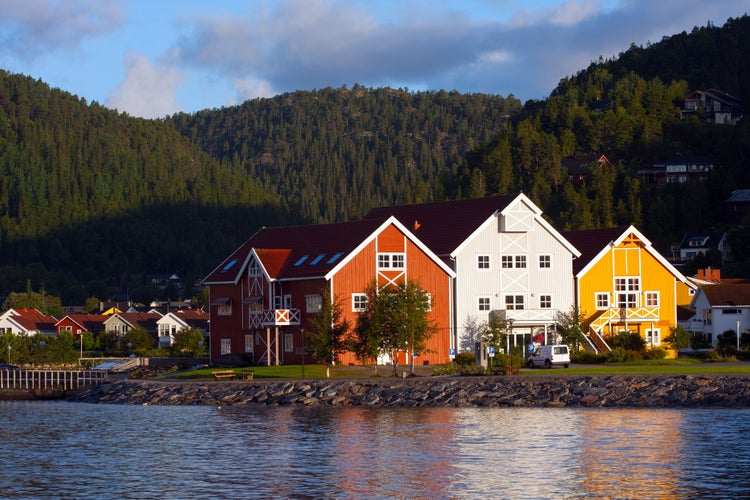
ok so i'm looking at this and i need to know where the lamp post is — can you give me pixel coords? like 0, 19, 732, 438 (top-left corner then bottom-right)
39, 340, 46, 368
507, 318, 515, 372
737, 321, 741, 353
6, 344, 11, 364
127, 342, 133, 358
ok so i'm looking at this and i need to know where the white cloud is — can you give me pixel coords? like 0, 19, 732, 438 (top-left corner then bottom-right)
231, 77, 276, 103
106, 52, 184, 119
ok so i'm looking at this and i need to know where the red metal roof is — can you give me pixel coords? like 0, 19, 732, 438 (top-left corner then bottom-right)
364, 195, 518, 255
562, 226, 628, 274
701, 283, 750, 307
203, 217, 392, 283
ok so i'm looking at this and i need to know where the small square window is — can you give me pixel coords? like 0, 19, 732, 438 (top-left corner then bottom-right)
478, 297, 491, 311
352, 293, 368, 312
306, 294, 322, 313
539, 255, 551, 269
539, 294, 552, 308
477, 255, 490, 270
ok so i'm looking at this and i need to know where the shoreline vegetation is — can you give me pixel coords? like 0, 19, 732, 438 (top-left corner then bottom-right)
64, 362, 750, 407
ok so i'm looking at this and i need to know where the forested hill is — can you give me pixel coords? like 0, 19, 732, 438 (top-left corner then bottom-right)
165, 87, 522, 223
0, 71, 282, 303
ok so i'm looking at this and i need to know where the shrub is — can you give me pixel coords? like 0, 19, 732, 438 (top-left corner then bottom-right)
642, 347, 668, 360
454, 351, 476, 366
609, 331, 646, 351
571, 351, 607, 364
606, 347, 643, 363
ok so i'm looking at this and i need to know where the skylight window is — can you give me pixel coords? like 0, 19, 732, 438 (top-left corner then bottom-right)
222, 259, 238, 272
327, 252, 344, 264
310, 254, 326, 265
294, 255, 310, 266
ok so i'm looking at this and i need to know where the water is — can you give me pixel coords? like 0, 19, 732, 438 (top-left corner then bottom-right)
1, 401, 749, 499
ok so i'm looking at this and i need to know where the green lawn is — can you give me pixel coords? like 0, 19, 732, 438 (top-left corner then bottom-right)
165, 359, 750, 380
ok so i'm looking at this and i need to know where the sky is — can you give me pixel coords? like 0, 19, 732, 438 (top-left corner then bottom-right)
0, 0, 748, 119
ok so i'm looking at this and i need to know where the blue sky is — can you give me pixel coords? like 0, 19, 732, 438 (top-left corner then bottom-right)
1, 0, 747, 118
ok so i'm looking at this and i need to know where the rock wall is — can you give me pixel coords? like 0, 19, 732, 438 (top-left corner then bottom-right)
67, 374, 750, 408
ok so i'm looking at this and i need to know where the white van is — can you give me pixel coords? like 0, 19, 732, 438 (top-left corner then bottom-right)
526, 344, 570, 368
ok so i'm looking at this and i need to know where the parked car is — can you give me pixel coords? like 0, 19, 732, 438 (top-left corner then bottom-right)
526, 345, 570, 368
0, 363, 20, 370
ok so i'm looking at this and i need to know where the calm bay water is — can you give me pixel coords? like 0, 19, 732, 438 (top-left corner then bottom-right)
1, 401, 749, 499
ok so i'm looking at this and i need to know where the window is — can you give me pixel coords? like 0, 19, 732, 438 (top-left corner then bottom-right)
539, 294, 552, 309
722, 309, 742, 315
218, 300, 232, 316
220, 338, 231, 355
377, 253, 405, 269
539, 255, 551, 269
306, 294, 322, 313
248, 260, 261, 276
615, 277, 639, 308
222, 259, 238, 272
244, 334, 253, 353
505, 295, 524, 310
294, 255, 310, 266
501, 255, 527, 268
273, 296, 282, 309
595, 293, 610, 309
284, 294, 292, 309
644, 291, 659, 307
646, 329, 661, 346
423, 293, 432, 311
478, 297, 491, 311
310, 254, 326, 265
352, 293, 368, 312
477, 255, 490, 269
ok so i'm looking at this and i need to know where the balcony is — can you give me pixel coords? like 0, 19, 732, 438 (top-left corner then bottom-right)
249, 308, 301, 328
490, 308, 561, 325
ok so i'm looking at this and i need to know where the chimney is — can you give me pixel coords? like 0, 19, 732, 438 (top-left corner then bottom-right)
713, 269, 721, 282
698, 269, 704, 280
413, 220, 421, 231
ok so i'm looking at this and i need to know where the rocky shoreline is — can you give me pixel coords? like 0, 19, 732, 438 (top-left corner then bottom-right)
66, 374, 750, 408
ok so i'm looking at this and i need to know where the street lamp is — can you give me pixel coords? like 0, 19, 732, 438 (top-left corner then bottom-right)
6, 344, 11, 364
737, 321, 741, 353
127, 342, 133, 357
39, 340, 46, 368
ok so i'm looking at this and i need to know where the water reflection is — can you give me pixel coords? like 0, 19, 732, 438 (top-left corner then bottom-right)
2, 402, 750, 499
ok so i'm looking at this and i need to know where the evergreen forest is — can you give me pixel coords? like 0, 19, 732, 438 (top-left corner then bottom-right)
1, 14, 750, 306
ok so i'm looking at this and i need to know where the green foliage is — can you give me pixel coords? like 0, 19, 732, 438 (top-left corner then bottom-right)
480, 314, 508, 355
555, 306, 588, 353
609, 331, 646, 351
123, 327, 154, 355
353, 280, 436, 375
454, 351, 476, 366
171, 328, 206, 357
571, 351, 607, 364
0, 332, 77, 366
663, 325, 692, 350
606, 347, 642, 363
2, 287, 63, 317
642, 347, 668, 360
305, 288, 350, 368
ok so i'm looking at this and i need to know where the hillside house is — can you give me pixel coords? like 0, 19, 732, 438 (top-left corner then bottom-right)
672, 232, 731, 264
102, 311, 162, 343
563, 226, 695, 353
726, 189, 750, 223
682, 89, 743, 125
561, 154, 612, 185
679, 283, 750, 348
637, 156, 714, 185
366, 193, 581, 355
202, 216, 454, 366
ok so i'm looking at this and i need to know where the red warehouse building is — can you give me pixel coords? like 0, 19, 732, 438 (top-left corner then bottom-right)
201, 216, 455, 367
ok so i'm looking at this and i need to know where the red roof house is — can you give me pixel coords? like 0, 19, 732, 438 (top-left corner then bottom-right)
202, 216, 455, 366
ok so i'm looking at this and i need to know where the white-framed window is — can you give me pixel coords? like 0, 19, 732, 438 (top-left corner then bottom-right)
306, 294, 322, 313
378, 253, 405, 269
539, 294, 552, 309
615, 277, 640, 308
352, 293, 368, 312
539, 255, 551, 269
478, 296, 491, 311
220, 338, 231, 355
423, 293, 432, 311
477, 255, 490, 270
646, 328, 661, 346
284, 294, 292, 309
273, 296, 282, 309
505, 295, 525, 310
248, 259, 261, 276
218, 301, 232, 316
644, 291, 659, 307
502, 255, 527, 268
595, 293, 610, 309
244, 334, 253, 353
